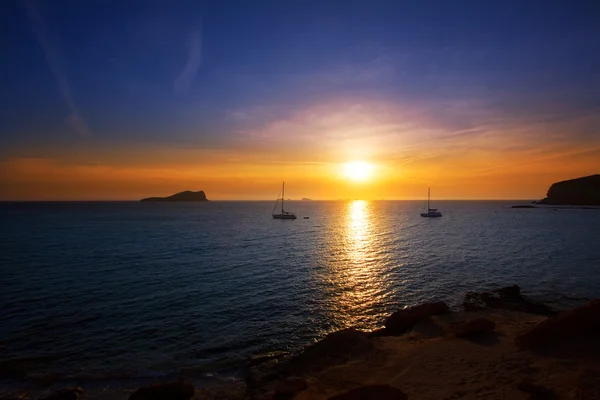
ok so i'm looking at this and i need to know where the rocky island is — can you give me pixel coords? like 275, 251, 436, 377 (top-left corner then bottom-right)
140, 190, 208, 202
537, 174, 600, 206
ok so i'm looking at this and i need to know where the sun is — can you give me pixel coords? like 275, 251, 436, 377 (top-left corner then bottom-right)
343, 161, 374, 181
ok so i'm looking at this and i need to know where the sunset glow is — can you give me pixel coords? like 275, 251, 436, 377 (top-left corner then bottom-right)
1, 2, 599, 201
343, 162, 375, 182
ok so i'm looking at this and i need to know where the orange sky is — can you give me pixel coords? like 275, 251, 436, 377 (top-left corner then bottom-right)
2, 99, 599, 201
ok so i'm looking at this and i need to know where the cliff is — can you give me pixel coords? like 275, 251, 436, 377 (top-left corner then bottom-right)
140, 190, 208, 202
538, 174, 600, 206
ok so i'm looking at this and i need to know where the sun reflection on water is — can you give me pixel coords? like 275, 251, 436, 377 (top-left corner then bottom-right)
329, 200, 387, 328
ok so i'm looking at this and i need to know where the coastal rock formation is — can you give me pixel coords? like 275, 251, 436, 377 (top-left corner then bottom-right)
516, 299, 600, 349
291, 328, 373, 373
383, 301, 450, 335
40, 387, 83, 400
537, 174, 600, 206
273, 377, 308, 399
129, 381, 195, 400
463, 285, 556, 316
326, 384, 408, 400
454, 318, 496, 337
140, 190, 208, 202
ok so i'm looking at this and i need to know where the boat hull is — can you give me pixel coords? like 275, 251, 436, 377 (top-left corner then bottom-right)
272, 214, 297, 219
421, 212, 442, 217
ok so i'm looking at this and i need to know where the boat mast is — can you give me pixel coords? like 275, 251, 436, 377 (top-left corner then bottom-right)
428, 187, 431, 210
282, 182, 285, 213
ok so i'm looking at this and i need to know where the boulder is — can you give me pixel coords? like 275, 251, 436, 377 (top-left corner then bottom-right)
463, 285, 556, 316
129, 381, 195, 400
327, 384, 408, 400
516, 299, 600, 349
291, 328, 373, 373
40, 387, 83, 400
454, 318, 496, 337
384, 302, 449, 335
273, 377, 308, 399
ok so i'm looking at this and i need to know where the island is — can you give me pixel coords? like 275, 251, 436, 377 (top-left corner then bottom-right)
301, 198, 312, 201
537, 174, 600, 206
140, 190, 208, 202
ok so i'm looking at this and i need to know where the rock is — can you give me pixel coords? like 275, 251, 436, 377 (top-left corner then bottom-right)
327, 384, 408, 400
141, 190, 208, 202
538, 174, 600, 206
577, 370, 600, 399
273, 377, 308, 399
129, 381, 195, 400
40, 387, 83, 400
291, 328, 373, 373
250, 351, 291, 366
517, 381, 557, 399
245, 356, 292, 398
516, 299, 600, 349
384, 301, 450, 335
454, 318, 496, 337
463, 285, 556, 316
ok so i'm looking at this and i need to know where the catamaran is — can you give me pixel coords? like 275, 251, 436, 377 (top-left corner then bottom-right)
421, 187, 442, 217
272, 182, 297, 219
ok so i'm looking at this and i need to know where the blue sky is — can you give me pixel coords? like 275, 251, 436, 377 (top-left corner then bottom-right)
1, 0, 600, 199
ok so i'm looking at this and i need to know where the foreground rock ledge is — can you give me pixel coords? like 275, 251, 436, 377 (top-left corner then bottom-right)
516, 298, 600, 349
129, 381, 195, 400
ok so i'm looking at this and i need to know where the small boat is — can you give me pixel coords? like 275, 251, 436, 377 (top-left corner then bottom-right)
421, 187, 442, 217
272, 182, 297, 219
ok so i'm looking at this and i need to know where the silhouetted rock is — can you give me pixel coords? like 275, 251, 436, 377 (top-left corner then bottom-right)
140, 190, 208, 202
516, 299, 600, 349
273, 377, 308, 399
40, 387, 83, 400
291, 328, 373, 373
463, 285, 556, 316
517, 381, 557, 399
454, 318, 496, 337
129, 381, 195, 400
537, 174, 600, 206
246, 355, 291, 391
384, 301, 450, 335
326, 384, 408, 400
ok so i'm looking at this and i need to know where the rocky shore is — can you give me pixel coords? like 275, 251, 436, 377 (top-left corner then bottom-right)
2, 285, 600, 399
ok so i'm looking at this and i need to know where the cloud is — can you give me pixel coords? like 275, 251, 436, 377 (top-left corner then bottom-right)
174, 21, 202, 94
24, 0, 92, 136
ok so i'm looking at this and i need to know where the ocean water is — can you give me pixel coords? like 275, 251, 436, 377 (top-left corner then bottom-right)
1, 200, 600, 381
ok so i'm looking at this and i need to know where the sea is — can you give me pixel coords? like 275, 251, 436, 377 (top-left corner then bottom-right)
1, 200, 600, 386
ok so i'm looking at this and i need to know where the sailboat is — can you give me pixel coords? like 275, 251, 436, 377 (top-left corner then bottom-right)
420, 187, 442, 217
272, 182, 297, 219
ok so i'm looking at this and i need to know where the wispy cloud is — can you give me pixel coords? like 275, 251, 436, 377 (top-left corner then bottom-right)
24, 0, 92, 136
174, 21, 202, 95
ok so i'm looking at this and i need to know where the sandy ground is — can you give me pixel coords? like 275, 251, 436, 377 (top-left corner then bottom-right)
3, 309, 599, 399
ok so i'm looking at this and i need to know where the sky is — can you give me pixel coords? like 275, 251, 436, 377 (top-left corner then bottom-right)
1, 0, 599, 200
